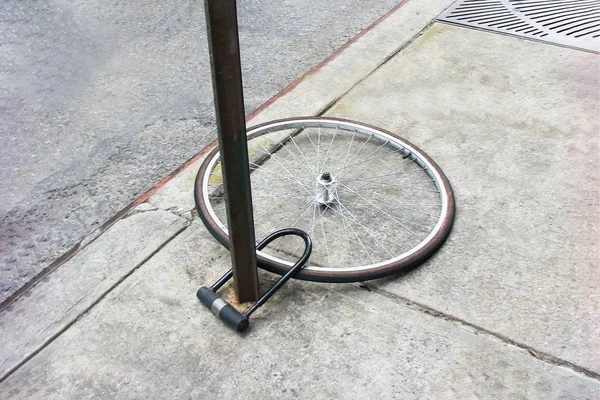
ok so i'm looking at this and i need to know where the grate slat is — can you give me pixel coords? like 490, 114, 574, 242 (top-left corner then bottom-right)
438, 0, 600, 52
541, 11, 600, 26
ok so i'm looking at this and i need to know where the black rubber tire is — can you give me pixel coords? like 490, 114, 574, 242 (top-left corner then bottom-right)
194, 117, 455, 283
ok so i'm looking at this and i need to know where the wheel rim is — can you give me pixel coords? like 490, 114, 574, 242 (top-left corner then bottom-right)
196, 117, 454, 281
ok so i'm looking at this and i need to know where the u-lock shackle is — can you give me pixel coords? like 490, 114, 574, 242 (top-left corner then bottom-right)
197, 228, 312, 332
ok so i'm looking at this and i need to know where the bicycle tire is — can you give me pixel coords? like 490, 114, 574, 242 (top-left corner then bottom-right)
195, 116, 455, 282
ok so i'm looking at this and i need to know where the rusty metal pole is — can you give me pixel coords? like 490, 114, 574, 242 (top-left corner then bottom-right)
204, 0, 259, 302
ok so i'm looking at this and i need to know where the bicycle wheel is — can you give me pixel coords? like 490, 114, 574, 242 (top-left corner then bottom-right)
195, 117, 455, 282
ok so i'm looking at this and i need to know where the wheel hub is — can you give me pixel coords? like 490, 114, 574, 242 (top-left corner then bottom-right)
316, 171, 337, 205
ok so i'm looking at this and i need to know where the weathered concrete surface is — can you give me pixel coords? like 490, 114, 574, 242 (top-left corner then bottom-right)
1, 223, 597, 399
146, 156, 204, 218
147, 0, 454, 215
2, 8, 599, 398
0, 209, 187, 380
0, 0, 425, 305
326, 23, 600, 373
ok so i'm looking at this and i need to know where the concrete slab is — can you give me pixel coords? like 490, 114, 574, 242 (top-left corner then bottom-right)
3, 4, 599, 397
0, 0, 420, 304
146, 157, 204, 218
1, 223, 597, 399
246, 0, 455, 127
0, 209, 187, 380
147, 0, 455, 215
325, 23, 600, 373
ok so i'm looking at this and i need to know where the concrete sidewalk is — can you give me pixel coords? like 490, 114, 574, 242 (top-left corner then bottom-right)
1, 0, 599, 398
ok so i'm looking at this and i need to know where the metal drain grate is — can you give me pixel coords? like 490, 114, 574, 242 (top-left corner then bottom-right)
438, 0, 600, 52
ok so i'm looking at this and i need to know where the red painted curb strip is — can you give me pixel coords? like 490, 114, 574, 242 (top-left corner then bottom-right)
246, 0, 411, 121
0, 0, 412, 312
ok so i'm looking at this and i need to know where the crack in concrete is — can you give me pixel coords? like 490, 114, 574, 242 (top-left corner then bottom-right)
139, 21, 442, 248
0, 222, 191, 384
142, 115, 215, 130
360, 283, 600, 381
315, 20, 437, 118
5, 13, 595, 392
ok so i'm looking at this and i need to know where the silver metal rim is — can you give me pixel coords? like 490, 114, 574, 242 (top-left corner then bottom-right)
201, 118, 451, 272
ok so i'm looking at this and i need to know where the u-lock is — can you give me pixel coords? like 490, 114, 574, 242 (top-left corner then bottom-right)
197, 228, 312, 332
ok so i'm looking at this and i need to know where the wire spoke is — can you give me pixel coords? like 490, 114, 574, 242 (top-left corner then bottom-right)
342, 201, 433, 230
253, 144, 314, 197
335, 200, 393, 258
316, 125, 322, 176
248, 161, 298, 182
254, 192, 311, 220
302, 126, 319, 155
340, 130, 356, 172
210, 192, 302, 209
288, 134, 319, 178
336, 202, 358, 267
318, 126, 338, 174
340, 178, 440, 193
261, 200, 319, 252
326, 202, 375, 264
286, 203, 327, 262
341, 199, 439, 217
256, 197, 314, 241
258, 175, 313, 184
336, 202, 415, 250
253, 147, 316, 180
336, 140, 391, 179
200, 119, 452, 276
333, 133, 373, 176
340, 155, 417, 183
318, 206, 332, 268
337, 182, 423, 239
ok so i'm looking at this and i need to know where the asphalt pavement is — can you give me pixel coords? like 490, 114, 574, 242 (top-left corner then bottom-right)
0, 2, 598, 395
0, 0, 405, 303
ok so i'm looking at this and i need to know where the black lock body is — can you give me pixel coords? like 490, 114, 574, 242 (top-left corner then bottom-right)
197, 228, 312, 332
